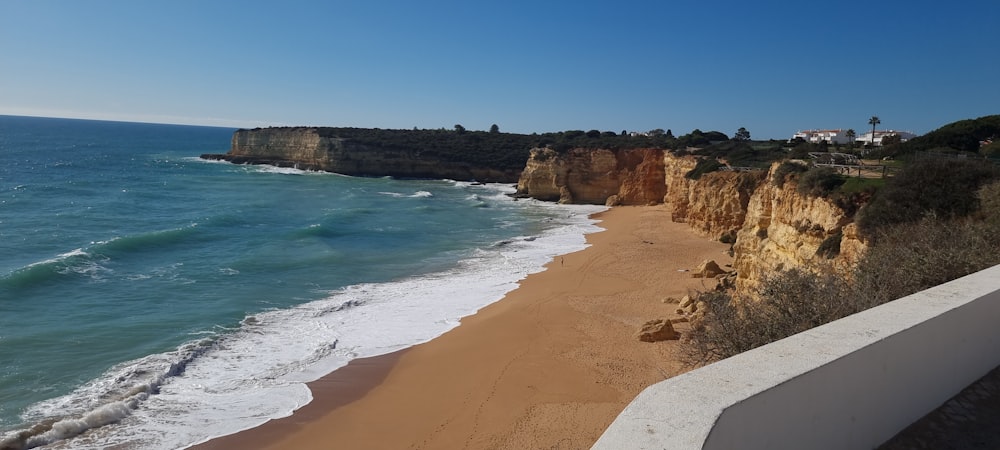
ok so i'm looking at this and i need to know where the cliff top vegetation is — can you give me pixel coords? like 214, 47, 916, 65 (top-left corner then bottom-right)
240, 125, 748, 172
877, 115, 1000, 159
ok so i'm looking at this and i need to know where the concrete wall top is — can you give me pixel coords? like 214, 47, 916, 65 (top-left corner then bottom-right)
593, 264, 1000, 450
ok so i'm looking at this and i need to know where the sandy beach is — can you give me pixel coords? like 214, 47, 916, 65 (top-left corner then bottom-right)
194, 205, 732, 449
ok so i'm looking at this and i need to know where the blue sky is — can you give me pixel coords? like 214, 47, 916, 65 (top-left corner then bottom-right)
1, 1, 997, 139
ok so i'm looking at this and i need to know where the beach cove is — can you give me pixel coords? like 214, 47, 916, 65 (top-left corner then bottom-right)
195, 205, 732, 449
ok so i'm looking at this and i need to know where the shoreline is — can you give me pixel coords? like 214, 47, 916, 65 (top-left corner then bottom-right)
193, 205, 732, 449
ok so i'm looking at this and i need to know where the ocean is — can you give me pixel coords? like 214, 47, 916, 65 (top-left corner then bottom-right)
0, 115, 606, 449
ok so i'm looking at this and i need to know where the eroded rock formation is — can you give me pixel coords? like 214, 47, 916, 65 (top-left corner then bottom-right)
731, 164, 866, 293
515, 148, 665, 205
663, 156, 766, 240
516, 149, 868, 291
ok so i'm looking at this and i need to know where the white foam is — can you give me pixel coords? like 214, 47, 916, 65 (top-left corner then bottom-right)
25, 248, 88, 269
378, 190, 435, 198
249, 165, 309, 175
4, 193, 608, 450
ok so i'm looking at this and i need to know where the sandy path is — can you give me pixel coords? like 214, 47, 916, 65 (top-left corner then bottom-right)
194, 205, 731, 449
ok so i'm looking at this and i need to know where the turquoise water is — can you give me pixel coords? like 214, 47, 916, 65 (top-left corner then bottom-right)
0, 116, 604, 449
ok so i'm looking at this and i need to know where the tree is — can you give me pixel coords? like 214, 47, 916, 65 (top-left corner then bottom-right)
665, 129, 674, 138
845, 129, 856, 149
734, 127, 751, 141
454, 124, 466, 134
489, 124, 499, 134
868, 116, 881, 147
881, 133, 902, 147
649, 128, 665, 136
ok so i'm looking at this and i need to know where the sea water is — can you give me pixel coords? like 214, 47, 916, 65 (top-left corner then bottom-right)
0, 116, 606, 449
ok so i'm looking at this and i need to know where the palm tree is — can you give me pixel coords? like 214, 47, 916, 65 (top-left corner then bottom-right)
868, 116, 881, 147
845, 129, 856, 149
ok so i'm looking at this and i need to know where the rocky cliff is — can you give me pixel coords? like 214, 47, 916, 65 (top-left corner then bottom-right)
730, 165, 866, 293
515, 148, 665, 205
202, 128, 522, 182
516, 149, 867, 290
663, 157, 766, 239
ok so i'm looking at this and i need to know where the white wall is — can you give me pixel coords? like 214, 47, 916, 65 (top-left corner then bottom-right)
592, 264, 1000, 450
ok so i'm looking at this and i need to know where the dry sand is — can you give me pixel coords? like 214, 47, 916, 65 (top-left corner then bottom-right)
194, 205, 732, 449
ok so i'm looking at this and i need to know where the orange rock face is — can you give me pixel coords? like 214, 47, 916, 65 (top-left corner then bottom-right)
517, 150, 868, 292
515, 148, 664, 205
662, 154, 765, 240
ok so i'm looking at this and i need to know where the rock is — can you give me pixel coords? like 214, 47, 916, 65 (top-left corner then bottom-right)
678, 295, 693, 308
515, 148, 666, 205
670, 317, 689, 323
664, 155, 766, 238
692, 260, 726, 279
558, 186, 574, 204
637, 319, 679, 342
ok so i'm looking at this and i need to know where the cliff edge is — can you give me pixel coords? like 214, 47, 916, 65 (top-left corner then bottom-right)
202, 128, 522, 182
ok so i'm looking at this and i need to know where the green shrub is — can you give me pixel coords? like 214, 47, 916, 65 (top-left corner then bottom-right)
796, 167, 846, 197
856, 158, 1000, 238
685, 158, 722, 180
772, 161, 808, 186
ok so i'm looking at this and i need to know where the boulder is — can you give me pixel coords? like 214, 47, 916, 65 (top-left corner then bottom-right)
637, 319, 679, 342
692, 260, 727, 279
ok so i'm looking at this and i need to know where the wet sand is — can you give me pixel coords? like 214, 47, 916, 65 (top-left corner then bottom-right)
194, 205, 731, 449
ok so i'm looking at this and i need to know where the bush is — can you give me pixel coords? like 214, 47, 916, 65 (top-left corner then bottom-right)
772, 161, 808, 186
684, 158, 722, 180
974, 180, 1000, 225
853, 215, 1000, 306
796, 167, 846, 197
856, 158, 999, 238
683, 269, 857, 365
830, 177, 881, 218
683, 185, 1000, 366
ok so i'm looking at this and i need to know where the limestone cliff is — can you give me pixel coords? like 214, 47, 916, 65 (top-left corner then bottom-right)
663, 155, 766, 240
203, 128, 521, 182
731, 164, 866, 292
515, 148, 665, 205
516, 149, 867, 291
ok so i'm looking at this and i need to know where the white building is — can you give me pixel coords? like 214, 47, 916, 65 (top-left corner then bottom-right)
790, 129, 854, 145
856, 130, 917, 146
